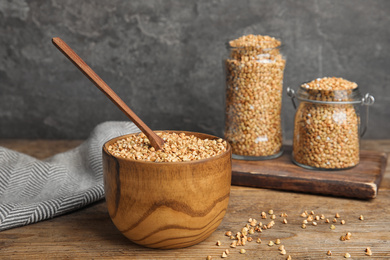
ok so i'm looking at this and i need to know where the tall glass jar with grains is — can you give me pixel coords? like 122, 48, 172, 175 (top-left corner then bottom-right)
224, 34, 286, 160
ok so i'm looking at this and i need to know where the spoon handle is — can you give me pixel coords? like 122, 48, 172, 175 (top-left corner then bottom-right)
52, 37, 164, 150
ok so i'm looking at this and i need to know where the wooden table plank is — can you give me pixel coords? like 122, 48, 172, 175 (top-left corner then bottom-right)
0, 140, 389, 259
0, 139, 83, 160
232, 146, 387, 199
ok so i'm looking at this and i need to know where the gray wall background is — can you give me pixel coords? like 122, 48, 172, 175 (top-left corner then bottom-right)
1, 0, 389, 140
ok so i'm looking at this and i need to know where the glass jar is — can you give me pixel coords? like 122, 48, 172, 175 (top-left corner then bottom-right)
224, 35, 286, 160
287, 78, 375, 170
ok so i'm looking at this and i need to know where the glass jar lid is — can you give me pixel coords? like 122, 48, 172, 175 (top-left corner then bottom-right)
287, 77, 375, 106
227, 34, 283, 61
289, 77, 372, 105
295, 85, 363, 104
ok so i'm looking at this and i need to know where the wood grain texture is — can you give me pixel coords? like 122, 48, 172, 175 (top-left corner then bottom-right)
232, 145, 387, 199
52, 37, 164, 150
102, 131, 232, 249
0, 139, 83, 159
0, 140, 389, 259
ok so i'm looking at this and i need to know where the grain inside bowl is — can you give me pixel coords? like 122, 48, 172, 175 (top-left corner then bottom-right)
107, 132, 228, 162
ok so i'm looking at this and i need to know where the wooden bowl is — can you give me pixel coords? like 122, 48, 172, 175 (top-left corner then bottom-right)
102, 131, 232, 249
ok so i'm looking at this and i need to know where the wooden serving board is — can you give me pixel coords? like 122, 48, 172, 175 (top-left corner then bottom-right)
231, 146, 387, 199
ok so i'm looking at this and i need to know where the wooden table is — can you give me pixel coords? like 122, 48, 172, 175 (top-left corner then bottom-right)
0, 140, 389, 259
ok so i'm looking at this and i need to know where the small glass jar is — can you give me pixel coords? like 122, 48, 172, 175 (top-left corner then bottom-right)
224, 35, 286, 160
287, 78, 375, 170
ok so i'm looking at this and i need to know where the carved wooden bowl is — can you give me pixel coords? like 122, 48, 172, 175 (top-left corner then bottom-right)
102, 131, 232, 249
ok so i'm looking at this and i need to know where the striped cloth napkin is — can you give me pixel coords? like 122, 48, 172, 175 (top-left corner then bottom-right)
0, 121, 139, 231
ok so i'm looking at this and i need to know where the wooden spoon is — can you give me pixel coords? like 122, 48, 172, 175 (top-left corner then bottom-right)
52, 37, 164, 150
